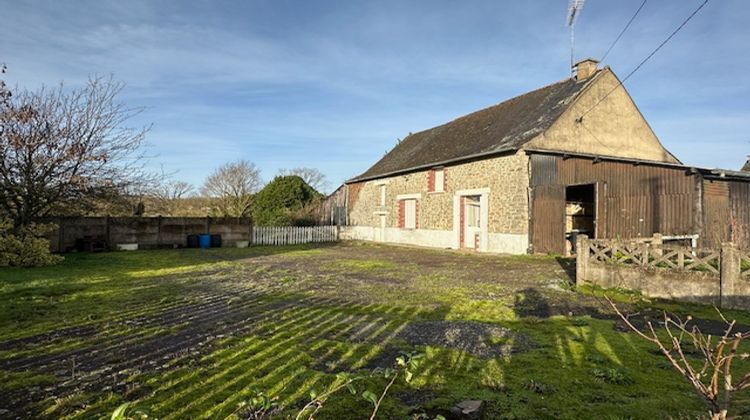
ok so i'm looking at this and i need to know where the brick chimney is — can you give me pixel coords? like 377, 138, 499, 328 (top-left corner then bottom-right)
573, 58, 599, 80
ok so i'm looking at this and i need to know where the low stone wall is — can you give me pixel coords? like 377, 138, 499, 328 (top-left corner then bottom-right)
45, 217, 252, 252
576, 235, 750, 310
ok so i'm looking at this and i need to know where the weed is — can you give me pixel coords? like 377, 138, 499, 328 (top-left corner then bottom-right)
525, 379, 554, 394
592, 368, 634, 385
585, 354, 607, 365
570, 317, 590, 327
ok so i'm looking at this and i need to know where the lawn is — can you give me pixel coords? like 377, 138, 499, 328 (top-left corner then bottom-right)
1, 242, 749, 419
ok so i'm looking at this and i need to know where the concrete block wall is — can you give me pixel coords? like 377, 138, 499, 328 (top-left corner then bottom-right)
45, 217, 252, 252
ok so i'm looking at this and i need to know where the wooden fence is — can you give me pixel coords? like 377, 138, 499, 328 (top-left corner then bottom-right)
576, 235, 750, 310
252, 226, 339, 246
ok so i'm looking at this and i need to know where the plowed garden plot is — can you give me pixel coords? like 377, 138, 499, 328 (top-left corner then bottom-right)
1, 242, 749, 418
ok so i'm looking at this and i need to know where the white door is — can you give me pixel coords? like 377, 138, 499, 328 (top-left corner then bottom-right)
463, 196, 481, 249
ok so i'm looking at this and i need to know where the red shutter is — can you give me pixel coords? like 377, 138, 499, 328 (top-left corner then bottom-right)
459, 196, 465, 248
398, 200, 405, 228
427, 170, 435, 192
443, 168, 448, 191
415, 200, 419, 229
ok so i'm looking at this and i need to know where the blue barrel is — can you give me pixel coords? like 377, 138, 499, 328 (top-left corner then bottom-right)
198, 234, 211, 249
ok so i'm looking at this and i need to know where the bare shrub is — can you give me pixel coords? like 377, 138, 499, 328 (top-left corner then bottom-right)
607, 297, 750, 419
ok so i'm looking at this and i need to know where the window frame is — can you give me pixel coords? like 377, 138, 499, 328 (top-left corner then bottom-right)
404, 199, 417, 229
434, 168, 445, 192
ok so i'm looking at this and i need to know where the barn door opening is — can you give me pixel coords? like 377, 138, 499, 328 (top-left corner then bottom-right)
565, 184, 596, 255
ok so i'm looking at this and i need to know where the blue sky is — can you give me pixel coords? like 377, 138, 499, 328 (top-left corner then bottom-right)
1, 0, 748, 192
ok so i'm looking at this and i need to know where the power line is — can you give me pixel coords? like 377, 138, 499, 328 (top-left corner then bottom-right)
579, 118, 620, 157
578, 0, 710, 120
600, 0, 648, 63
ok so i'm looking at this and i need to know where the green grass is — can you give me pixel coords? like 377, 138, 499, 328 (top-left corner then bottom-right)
0, 370, 58, 391
1, 243, 748, 419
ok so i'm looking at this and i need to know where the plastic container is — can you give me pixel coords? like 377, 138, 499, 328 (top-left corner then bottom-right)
187, 234, 199, 248
235, 240, 249, 248
198, 234, 211, 249
210, 234, 222, 248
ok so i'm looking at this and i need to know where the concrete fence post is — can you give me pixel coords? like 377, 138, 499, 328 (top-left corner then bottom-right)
652, 233, 663, 257
576, 234, 589, 284
720, 242, 740, 309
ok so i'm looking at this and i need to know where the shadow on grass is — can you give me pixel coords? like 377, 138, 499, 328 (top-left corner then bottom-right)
555, 256, 576, 284
0, 243, 337, 342
1, 244, 736, 419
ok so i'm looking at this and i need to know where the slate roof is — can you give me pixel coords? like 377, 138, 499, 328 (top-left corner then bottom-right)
349, 71, 601, 182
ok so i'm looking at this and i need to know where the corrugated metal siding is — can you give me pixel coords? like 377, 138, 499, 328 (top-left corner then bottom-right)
730, 181, 750, 249
703, 179, 731, 248
530, 154, 698, 248
530, 184, 566, 254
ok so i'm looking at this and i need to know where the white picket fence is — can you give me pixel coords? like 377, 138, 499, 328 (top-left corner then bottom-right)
252, 225, 339, 246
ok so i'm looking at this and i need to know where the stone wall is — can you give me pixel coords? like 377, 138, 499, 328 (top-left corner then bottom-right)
576, 235, 750, 311
346, 151, 530, 253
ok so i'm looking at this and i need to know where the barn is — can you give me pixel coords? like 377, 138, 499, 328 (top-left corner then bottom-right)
335, 59, 750, 254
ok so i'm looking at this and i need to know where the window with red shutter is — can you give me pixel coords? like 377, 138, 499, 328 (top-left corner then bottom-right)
398, 200, 405, 228
415, 200, 419, 229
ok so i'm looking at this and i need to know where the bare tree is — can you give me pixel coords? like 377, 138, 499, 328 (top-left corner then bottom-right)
278, 167, 329, 193
201, 160, 262, 217
0, 74, 153, 227
607, 297, 750, 419
151, 180, 194, 216
0, 64, 10, 108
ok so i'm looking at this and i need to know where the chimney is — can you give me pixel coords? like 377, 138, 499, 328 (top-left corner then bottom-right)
573, 58, 599, 80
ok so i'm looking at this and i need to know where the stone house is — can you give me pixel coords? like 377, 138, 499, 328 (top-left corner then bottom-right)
339, 59, 750, 254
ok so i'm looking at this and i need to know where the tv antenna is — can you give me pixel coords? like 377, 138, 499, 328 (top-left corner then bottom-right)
567, 0, 586, 76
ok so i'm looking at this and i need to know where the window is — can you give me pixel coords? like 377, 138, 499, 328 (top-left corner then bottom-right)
428, 168, 446, 192
379, 184, 386, 206
466, 197, 481, 228
434, 169, 445, 192
398, 198, 418, 229
404, 199, 417, 229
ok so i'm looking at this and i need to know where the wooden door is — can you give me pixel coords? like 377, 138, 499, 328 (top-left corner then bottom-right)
703, 180, 730, 248
531, 185, 566, 254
